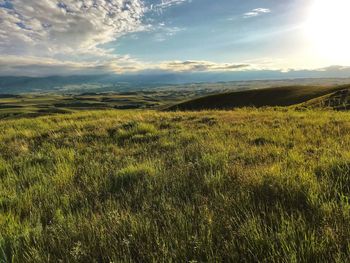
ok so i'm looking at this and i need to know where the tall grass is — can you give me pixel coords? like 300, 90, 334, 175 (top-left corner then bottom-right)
1, 108, 350, 262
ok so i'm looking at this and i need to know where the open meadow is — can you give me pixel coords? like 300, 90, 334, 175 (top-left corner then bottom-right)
1, 108, 350, 262
2, 0, 350, 261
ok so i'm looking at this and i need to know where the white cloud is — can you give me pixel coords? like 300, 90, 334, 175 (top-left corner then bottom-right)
0, 0, 145, 58
158, 0, 189, 8
0, 55, 253, 76
153, 25, 186, 42
1, 0, 256, 77
151, 0, 190, 10
244, 8, 271, 18
156, 60, 251, 72
0, 55, 151, 77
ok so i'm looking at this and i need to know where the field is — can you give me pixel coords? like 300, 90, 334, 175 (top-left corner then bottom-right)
0, 91, 189, 119
1, 108, 350, 262
0, 87, 247, 120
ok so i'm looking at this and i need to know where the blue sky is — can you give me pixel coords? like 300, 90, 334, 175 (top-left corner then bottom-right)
0, 0, 349, 77
115, 1, 299, 62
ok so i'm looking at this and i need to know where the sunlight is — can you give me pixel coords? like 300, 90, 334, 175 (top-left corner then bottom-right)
306, 0, 350, 65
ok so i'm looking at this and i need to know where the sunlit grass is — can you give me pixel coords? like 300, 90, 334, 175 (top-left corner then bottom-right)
1, 108, 350, 262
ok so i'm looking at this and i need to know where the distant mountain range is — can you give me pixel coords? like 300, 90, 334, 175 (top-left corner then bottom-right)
1, 67, 350, 94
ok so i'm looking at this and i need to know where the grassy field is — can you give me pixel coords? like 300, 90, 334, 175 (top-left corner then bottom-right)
0, 91, 197, 119
0, 93, 164, 120
1, 108, 350, 262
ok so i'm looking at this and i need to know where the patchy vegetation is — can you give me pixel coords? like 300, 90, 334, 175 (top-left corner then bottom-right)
1, 109, 350, 262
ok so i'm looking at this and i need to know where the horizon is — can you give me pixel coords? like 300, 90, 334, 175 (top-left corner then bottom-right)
1, 68, 350, 85
1, 0, 350, 80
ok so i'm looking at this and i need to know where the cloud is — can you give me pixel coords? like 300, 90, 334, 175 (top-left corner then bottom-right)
317, 65, 350, 72
0, 0, 145, 58
0, 1, 278, 77
0, 0, 191, 61
244, 8, 271, 18
157, 60, 251, 72
0, 55, 146, 77
153, 25, 186, 42
150, 0, 190, 11
2, 55, 350, 79
0, 55, 252, 76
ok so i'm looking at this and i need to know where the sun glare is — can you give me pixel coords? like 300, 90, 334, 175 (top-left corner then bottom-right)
306, 0, 350, 65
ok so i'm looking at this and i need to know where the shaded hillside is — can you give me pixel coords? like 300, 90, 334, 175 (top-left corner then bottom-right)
168, 85, 350, 110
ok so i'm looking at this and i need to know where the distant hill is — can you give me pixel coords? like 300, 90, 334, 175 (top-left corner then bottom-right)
1, 73, 350, 94
168, 85, 350, 110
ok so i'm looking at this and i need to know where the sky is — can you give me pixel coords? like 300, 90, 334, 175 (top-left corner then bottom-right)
0, 0, 350, 77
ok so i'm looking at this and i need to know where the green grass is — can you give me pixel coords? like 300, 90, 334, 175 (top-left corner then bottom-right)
169, 85, 350, 110
1, 108, 350, 262
299, 89, 350, 111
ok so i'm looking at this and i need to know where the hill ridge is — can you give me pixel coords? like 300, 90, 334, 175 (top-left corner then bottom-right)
168, 84, 350, 111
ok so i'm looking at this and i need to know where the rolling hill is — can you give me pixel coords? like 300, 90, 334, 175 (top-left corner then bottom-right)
299, 88, 350, 110
168, 84, 350, 110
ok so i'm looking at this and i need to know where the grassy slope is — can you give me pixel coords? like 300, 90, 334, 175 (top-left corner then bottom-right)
300, 88, 350, 110
1, 109, 350, 261
169, 85, 350, 110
